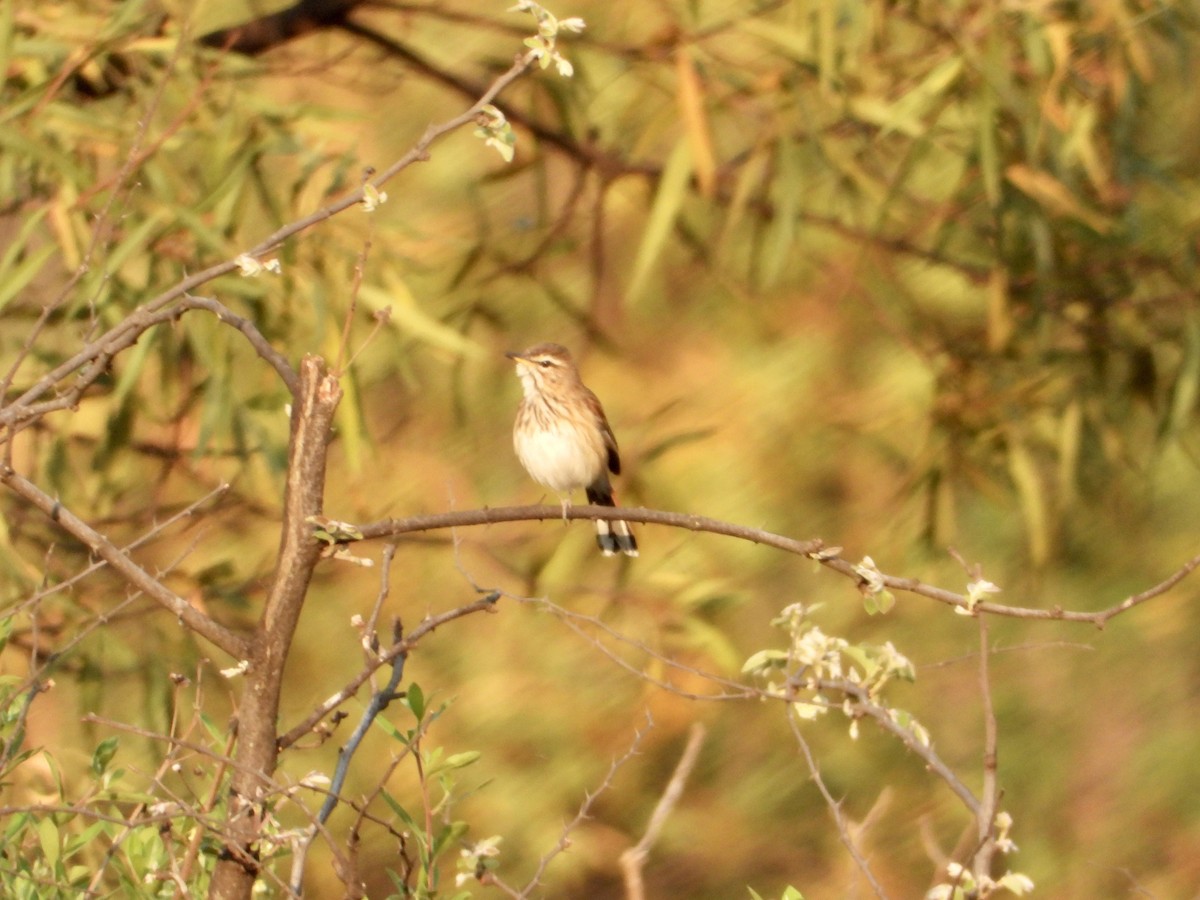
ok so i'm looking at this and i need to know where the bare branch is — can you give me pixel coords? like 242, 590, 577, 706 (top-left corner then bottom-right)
0, 469, 249, 659
503, 714, 653, 898
0, 51, 535, 433
180, 296, 299, 394
787, 716, 889, 900
360, 505, 1200, 625
277, 592, 500, 751
619, 722, 706, 900
211, 356, 341, 899
972, 614, 999, 883
820, 678, 982, 819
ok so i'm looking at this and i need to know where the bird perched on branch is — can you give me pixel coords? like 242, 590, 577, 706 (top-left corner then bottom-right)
506, 343, 639, 557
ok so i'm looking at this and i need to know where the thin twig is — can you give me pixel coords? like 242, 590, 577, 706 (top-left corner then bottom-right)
277, 593, 500, 751
180, 296, 299, 394
821, 678, 981, 818
499, 713, 654, 899
0, 469, 249, 658
529, 594, 754, 700
972, 613, 999, 882
619, 722, 706, 900
787, 715, 889, 899
290, 618, 408, 896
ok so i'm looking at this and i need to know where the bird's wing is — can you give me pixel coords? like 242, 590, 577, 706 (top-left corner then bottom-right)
585, 387, 622, 475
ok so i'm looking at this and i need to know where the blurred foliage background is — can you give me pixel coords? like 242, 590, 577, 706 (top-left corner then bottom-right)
3, 0, 1200, 896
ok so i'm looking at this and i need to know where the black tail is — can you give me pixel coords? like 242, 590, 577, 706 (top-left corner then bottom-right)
586, 483, 638, 558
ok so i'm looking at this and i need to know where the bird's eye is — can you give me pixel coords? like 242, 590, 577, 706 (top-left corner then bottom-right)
539, 360, 552, 368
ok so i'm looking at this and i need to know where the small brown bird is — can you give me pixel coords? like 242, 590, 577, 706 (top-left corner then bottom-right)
507, 343, 638, 557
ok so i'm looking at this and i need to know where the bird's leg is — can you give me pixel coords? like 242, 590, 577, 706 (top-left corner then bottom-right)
559, 494, 571, 524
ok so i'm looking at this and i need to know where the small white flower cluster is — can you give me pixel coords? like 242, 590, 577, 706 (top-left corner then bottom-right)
455, 835, 503, 886
235, 253, 281, 277
742, 602, 917, 739
361, 183, 388, 212
474, 104, 516, 162
959, 576, 1002, 615
853, 555, 895, 614
510, 1, 586, 77
925, 812, 1033, 898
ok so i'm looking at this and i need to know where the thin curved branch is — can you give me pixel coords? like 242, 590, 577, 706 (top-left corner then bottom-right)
360, 504, 825, 556
822, 677, 982, 819
181, 295, 299, 394
357, 505, 1200, 625
787, 714, 888, 900
620, 722, 707, 900
0, 468, 249, 659
2, 51, 535, 423
276, 592, 500, 751
973, 614, 999, 881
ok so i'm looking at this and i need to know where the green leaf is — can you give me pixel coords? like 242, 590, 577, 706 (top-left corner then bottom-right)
360, 280, 486, 360
63, 820, 108, 860
406, 682, 425, 721
442, 750, 481, 770
427, 751, 481, 778
0, 243, 55, 312
760, 139, 800, 288
37, 816, 60, 871
1161, 314, 1200, 441
432, 819, 469, 857
90, 737, 119, 777
742, 649, 790, 674
103, 207, 171, 277
382, 790, 418, 831
627, 137, 693, 303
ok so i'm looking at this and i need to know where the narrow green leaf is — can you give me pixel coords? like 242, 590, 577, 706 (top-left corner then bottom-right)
443, 750, 481, 769
432, 820, 469, 857
760, 139, 800, 288
889, 57, 964, 134
627, 137, 693, 303
63, 820, 108, 860
735, 19, 814, 64
0, 243, 55, 311
361, 279, 485, 359
1161, 315, 1200, 440
382, 790, 418, 831
91, 737, 119, 776
1006, 433, 1049, 565
103, 208, 170, 277
429, 751, 481, 776
37, 816, 60, 871
406, 682, 425, 721
742, 649, 790, 673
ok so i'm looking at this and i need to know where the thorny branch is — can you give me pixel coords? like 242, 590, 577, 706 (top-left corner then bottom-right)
619, 722, 707, 900
360, 504, 1200, 626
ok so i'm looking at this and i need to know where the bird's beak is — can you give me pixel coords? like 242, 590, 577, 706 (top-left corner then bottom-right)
506, 351, 531, 365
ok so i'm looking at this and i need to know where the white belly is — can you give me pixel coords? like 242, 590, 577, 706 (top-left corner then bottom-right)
514, 423, 602, 493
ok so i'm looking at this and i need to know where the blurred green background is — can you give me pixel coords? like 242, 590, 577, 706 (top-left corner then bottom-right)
3, 0, 1200, 896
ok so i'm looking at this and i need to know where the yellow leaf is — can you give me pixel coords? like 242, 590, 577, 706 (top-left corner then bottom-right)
1005, 164, 1114, 234
986, 266, 1012, 352
676, 48, 716, 199
1058, 400, 1082, 510
360, 280, 485, 360
1006, 432, 1050, 565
